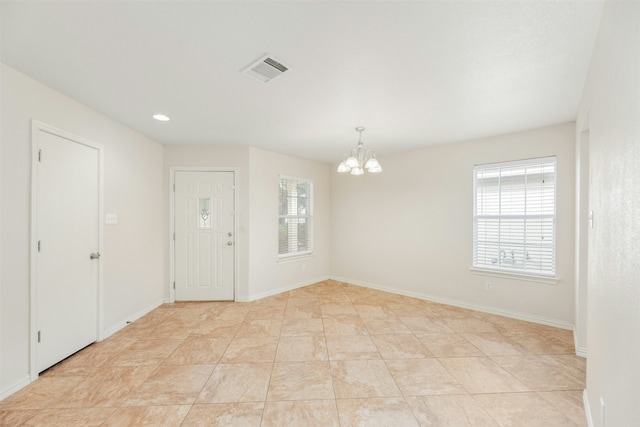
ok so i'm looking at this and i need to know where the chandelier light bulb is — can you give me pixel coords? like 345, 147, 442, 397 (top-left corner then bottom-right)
345, 156, 359, 168
368, 165, 382, 173
365, 157, 380, 169
337, 162, 350, 173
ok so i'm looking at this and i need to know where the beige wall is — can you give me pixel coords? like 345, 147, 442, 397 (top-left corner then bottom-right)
247, 147, 331, 299
577, 1, 640, 425
331, 123, 576, 327
0, 64, 165, 396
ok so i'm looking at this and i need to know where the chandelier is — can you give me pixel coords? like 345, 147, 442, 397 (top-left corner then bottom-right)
337, 127, 382, 175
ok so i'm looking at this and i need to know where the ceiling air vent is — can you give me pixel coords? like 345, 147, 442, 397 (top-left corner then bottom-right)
242, 55, 289, 83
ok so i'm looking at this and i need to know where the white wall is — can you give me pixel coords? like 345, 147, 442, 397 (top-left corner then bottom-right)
247, 147, 331, 299
0, 65, 4, 401
577, 1, 640, 425
574, 130, 589, 357
0, 64, 165, 397
331, 123, 576, 327
163, 145, 251, 300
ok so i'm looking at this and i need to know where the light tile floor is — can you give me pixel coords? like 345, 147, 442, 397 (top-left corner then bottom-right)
0, 280, 587, 426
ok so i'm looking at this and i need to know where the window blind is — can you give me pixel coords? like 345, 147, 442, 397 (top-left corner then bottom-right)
278, 177, 313, 258
473, 157, 556, 276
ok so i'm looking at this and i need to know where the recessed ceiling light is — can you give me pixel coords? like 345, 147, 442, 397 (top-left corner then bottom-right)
153, 114, 170, 121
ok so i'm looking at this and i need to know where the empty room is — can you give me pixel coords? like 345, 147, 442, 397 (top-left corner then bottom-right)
0, 1, 638, 426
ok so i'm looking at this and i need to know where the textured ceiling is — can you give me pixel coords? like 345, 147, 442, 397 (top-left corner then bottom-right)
0, 1, 604, 163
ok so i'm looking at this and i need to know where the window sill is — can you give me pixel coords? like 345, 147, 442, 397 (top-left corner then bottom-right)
277, 253, 315, 264
470, 267, 559, 285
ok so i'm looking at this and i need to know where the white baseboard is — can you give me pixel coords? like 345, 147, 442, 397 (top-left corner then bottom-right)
331, 276, 574, 331
236, 276, 331, 302
573, 326, 588, 358
102, 299, 164, 339
584, 389, 594, 427
0, 375, 31, 402
575, 346, 588, 358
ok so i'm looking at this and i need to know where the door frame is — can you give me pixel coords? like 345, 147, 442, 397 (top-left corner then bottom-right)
29, 120, 104, 381
169, 167, 239, 302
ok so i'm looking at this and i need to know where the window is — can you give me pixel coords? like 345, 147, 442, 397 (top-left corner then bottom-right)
473, 157, 556, 277
278, 176, 313, 258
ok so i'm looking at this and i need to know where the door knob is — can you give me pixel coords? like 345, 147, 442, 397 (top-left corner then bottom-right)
227, 241, 233, 246
228, 232, 233, 237
90, 252, 101, 260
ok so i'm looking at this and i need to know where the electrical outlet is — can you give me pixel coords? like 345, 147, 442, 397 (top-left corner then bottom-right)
485, 282, 493, 291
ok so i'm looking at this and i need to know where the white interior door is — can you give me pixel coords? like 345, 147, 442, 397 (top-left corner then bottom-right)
175, 171, 235, 301
36, 129, 100, 373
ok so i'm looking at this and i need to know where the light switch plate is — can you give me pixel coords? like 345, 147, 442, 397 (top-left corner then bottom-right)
105, 213, 118, 224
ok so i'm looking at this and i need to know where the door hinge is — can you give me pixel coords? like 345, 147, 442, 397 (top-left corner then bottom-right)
173, 233, 175, 241
173, 281, 176, 289
38, 241, 41, 252
173, 183, 175, 192
37, 331, 41, 343
38, 149, 42, 162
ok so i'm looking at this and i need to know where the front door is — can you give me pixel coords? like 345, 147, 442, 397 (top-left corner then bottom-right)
174, 171, 235, 301
35, 128, 100, 373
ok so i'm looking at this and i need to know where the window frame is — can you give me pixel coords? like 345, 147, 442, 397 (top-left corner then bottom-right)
472, 156, 557, 278
278, 175, 314, 260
